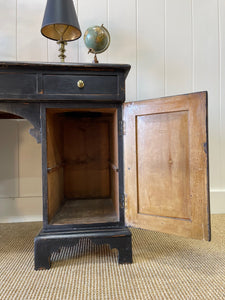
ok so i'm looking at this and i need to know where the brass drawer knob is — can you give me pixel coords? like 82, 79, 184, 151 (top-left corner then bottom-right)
77, 80, 84, 89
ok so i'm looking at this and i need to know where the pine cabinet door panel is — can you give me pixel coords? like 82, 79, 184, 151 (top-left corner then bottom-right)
124, 92, 210, 240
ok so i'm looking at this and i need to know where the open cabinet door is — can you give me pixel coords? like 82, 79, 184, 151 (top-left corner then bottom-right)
124, 92, 210, 240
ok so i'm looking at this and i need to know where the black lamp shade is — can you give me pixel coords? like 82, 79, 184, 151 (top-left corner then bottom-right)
41, 0, 81, 41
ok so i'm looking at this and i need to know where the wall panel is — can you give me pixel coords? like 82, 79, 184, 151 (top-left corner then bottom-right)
165, 0, 192, 95
0, 0, 17, 60
18, 121, 42, 197
108, 0, 137, 102
17, 0, 47, 61
193, 0, 220, 190
219, 0, 225, 190
0, 120, 19, 198
137, 0, 165, 100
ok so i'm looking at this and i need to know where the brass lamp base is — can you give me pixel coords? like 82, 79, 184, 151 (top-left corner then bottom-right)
57, 40, 67, 62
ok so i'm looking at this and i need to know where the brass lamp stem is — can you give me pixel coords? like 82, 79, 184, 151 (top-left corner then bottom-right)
54, 24, 69, 63
57, 40, 67, 62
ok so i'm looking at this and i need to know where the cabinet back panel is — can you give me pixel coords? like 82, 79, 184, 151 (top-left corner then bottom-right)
63, 117, 110, 199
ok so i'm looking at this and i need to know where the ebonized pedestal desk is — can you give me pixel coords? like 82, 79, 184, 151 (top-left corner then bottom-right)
0, 62, 211, 270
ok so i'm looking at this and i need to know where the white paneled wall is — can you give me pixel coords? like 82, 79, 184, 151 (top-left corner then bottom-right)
0, 0, 17, 60
165, 0, 193, 95
0, 120, 42, 222
137, 0, 165, 99
0, 0, 224, 222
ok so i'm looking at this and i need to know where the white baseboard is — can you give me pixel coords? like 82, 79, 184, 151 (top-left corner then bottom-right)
210, 190, 225, 214
0, 215, 42, 223
0, 196, 42, 223
0, 191, 224, 224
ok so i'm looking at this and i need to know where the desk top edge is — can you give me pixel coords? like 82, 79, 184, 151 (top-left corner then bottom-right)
0, 61, 131, 78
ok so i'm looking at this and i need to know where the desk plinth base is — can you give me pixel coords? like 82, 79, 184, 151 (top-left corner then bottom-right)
34, 227, 132, 270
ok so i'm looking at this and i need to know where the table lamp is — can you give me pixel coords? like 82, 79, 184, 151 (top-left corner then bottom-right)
41, 0, 81, 62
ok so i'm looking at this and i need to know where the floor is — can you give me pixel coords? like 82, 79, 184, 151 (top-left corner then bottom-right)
0, 214, 224, 299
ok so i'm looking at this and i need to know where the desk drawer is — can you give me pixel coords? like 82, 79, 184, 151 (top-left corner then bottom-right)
43, 74, 118, 95
0, 73, 36, 95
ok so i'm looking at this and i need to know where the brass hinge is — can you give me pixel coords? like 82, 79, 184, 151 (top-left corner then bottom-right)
124, 193, 128, 209
119, 120, 126, 136
120, 193, 125, 209
120, 193, 127, 210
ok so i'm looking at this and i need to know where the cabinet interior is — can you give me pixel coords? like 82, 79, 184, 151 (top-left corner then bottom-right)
46, 108, 119, 225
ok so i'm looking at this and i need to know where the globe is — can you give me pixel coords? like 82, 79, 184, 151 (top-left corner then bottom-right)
83, 25, 110, 63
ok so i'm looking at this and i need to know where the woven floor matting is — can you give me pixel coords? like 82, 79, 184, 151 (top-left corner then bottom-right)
0, 215, 225, 299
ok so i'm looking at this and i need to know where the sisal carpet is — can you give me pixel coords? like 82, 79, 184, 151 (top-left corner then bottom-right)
0, 215, 225, 300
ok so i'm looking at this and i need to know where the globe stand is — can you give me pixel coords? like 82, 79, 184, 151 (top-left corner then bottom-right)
93, 54, 99, 64
88, 49, 99, 64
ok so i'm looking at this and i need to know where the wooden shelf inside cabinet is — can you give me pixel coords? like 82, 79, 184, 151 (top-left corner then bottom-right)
0, 62, 210, 270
